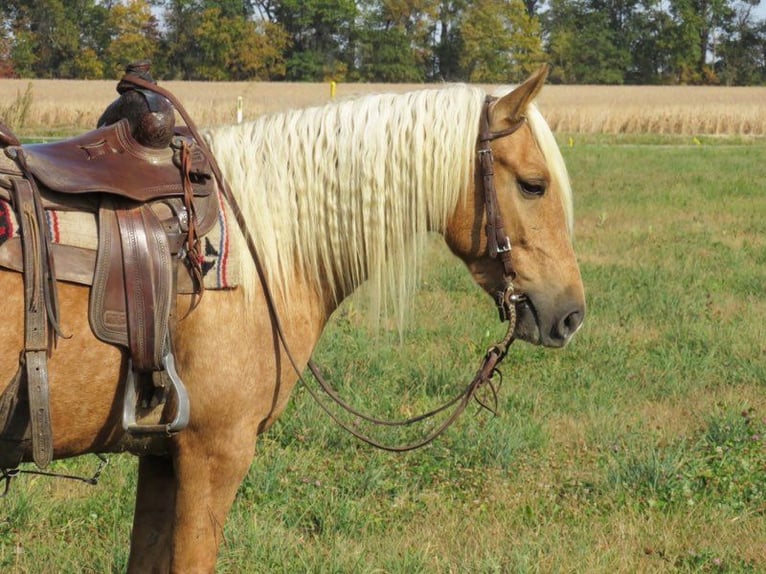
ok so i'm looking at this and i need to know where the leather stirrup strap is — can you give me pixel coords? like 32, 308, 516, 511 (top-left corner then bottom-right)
10, 148, 66, 341
11, 178, 53, 468
116, 205, 172, 372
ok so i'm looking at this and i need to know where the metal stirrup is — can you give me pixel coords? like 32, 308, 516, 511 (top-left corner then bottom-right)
122, 350, 190, 435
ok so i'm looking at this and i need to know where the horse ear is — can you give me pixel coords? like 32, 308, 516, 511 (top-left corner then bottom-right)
491, 64, 549, 125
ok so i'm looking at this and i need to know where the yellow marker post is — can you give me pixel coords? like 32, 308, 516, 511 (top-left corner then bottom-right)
330, 81, 336, 100
236, 96, 243, 124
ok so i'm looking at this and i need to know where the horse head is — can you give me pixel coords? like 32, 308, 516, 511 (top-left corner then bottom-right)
445, 66, 585, 348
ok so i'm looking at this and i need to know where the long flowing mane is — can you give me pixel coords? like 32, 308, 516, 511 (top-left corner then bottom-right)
203, 85, 572, 322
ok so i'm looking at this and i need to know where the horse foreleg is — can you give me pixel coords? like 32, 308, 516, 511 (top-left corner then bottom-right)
167, 429, 255, 573
127, 455, 176, 573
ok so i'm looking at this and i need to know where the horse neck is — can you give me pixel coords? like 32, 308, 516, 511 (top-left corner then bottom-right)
205, 86, 482, 325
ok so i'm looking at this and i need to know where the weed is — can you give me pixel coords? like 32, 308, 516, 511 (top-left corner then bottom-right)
0, 82, 33, 128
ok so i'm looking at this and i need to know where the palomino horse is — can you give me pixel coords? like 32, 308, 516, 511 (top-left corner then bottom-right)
0, 66, 584, 572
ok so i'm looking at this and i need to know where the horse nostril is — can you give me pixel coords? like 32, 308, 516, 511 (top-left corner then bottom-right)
558, 308, 584, 340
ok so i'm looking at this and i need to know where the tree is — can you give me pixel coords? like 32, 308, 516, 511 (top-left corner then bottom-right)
433, 0, 468, 80
231, 20, 291, 80
716, 4, 766, 84
0, 0, 115, 78
254, 0, 357, 80
460, 0, 545, 83
354, 0, 440, 81
0, 25, 14, 77
161, 0, 203, 79
188, 6, 290, 80
356, 25, 425, 80
1, 0, 763, 84
544, 0, 630, 83
626, 0, 678, 83
103, 0, 159, 79
668, 0, 738, 83
2, 0, 77, 78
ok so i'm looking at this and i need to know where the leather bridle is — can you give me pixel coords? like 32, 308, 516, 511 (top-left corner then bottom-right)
126, 80, 528, 452
478, 95, 528, 322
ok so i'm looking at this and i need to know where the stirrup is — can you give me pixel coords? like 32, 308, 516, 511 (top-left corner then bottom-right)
122, 352, 190, 435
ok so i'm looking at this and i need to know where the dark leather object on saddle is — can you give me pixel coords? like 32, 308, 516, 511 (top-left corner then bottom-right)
97, 60, 175, 149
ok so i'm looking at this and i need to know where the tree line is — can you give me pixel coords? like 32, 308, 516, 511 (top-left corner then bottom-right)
2, 0, 765, 85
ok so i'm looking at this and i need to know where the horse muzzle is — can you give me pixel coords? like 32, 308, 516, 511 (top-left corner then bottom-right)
511, 289, 585, 348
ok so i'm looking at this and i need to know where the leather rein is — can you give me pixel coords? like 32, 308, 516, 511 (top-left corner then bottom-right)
125, 80, 525, 452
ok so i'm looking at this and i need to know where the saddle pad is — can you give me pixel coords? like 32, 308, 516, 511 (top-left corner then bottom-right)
0, 190, 238, 291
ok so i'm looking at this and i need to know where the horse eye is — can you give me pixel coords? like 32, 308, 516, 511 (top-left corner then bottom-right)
518, 180, 547, 197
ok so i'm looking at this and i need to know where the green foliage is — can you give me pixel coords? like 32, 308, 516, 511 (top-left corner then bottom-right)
355, 26, 425, 82
6, 30, 37, 78
545, 0, 766, 84
546, 0, 632, 84
1, 0, 764, 82
269, 0, 357, 80
716, 19, 766, 85
347, 0, 441, 81
157, 0, 290, 80
460, 0, 545, 83
233, 20, 291, 80
72, 47, 105, 80
102, 0, 159, 79
285, 49, 327, 81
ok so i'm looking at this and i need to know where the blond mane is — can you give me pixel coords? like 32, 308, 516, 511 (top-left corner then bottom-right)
203, 85, 572, 323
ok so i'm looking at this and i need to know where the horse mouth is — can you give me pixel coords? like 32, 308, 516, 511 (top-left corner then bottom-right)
513, 297, 543, 345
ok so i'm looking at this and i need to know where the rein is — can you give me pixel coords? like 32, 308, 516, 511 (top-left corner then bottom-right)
116, 81, 527, 452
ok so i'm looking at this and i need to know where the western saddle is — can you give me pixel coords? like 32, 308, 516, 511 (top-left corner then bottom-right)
0, 62, 225, 469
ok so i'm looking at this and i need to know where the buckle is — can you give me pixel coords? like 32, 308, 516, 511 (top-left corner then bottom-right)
497, 236, 512, 254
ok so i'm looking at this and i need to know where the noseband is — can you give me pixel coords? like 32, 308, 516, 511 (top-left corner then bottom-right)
478, 96, 527, 323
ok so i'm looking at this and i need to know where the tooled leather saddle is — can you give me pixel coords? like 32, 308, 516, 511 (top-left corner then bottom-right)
0, 62, 224, 469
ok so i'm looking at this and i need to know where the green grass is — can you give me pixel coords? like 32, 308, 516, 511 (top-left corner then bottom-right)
2, 139, 765, 572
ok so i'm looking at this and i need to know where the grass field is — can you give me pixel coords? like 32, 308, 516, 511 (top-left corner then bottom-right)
0, 84, 765, 572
